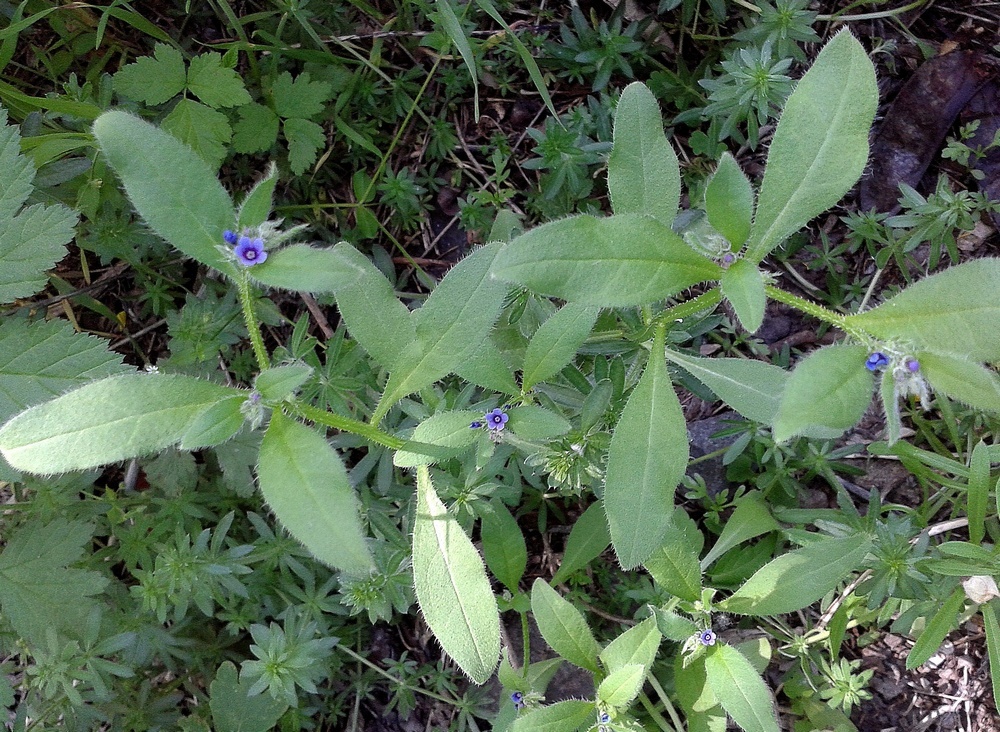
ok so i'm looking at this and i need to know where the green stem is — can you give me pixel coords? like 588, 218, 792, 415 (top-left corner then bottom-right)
521, 611, 531, 674
660, 287, 723, 325
336, 644, 460, 706
764, 285, 864, 339
236, 270, 270, 371
292, 401, 406, 450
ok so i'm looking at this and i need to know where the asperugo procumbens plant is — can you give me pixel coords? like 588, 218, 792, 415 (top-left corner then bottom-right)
4, 28, 1000, 731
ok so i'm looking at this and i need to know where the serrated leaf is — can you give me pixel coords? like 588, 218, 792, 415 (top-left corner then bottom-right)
0, 318, 127, 423
112, 43, 186, 105
705, 152, 753, 247
663, 349, 787, 425
522, 303, 600, 391
605, 329, 688, 569
375, 243, 508, 421
597, 664, 646, 708
93, 111, 236, 273
328, 242, 416, 369
0, 374, 238, 473
845, 259, 1000, 362
480, 500, 527, 593
248, 243, 356, 295
918, 351, 1000, 414
0, 519, 108, 646
393, 410, 481, 468
283, 117, 325, 175
745, 31, 877, 263
210, 662, 289, 732
531, 578, 601, 672
271, 71, 331, 120
491, 213, 722, 307
257, 412, 372, 573
161, 98, 232, 169
0, 108, 34, 220
413, 466, 500, 683
772, 344, 873, 443
237, 162, 278, 230
721, 259, 765, 333
704, 644, 779, 732
607, 81, 680, 224
906, 588, 965, 670
232, 103, 280, 154
722, 533, 872, 616
511, 700, 596, 732
187, 53, 251, 108
551, 501, 611, 585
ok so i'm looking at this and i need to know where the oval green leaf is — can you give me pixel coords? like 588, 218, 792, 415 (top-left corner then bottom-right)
704, 644, 779, 732
919, 351, 1000, 414
705, 152, 754, 248
180, 395, 246, 450
254, 362, 313, 401
511, 700, 596, 732
551, 502, 611, 585
597, 663, 646, 709
906, 588, 965, 670
506, 405, 571, 440
480, 500, 527, 593
530, 578, 601, 673
721, 259, 765, 333
522, 303, 600, 391
393, 410, 481, 468
413, 466, 500, 684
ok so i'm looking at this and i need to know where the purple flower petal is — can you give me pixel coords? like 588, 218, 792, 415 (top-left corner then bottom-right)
235, 236, 267, 266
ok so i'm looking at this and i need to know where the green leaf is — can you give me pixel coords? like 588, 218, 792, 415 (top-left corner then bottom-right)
179, 396, 246, 450
254, 363, 313, 401
704, 644, 779, 732
607, 81, 680, 224
210, 662, 289, 732
232, 103, 280, 155
722, 533, 873, 616
701, 492, 779, 569
93, 110, 236, 273
237, 162, 278, 230
599, 615, 661, 676
0, 519, 108, 646
413, 466, 500, 683
745, 31, 877, 263
653, 607, 698, 641
530, 578, 601, 672
0, 374, 237, 473
597, 664, 646, 708
551, 502, 611, 585
663, 349, 787, 425
705, 152, 754, 247
271, 71, 331, 120
257, 413, 372, 573
772, 344, 873, 443
506, 405, 571, 440
906, 588, 965, 670
112, 43, 186, 105
511, 700, 596, 732
480, 500, 527, 593
0, 319, 127, 424
846, 259, 1000, 362
283, 117, 325, 175
186, 53, 251, 108
644, 508, 703, 601
982, 601, 1000, 715
161, 98, 232, 170
375, 243, 509, 421
919, 351, 1000, 414
491, 213, 722, 307
605, 329, 688, 569
968, 441, 990, 545
454, 336, 519, 394
247, 243, 356, 295
0, 109, 77, 303
522, 303, 600, 391
433, 0, 479, 122
393, 410, 481, 468
721, 259, 765, 333
328, 242, 415, 369
675, 655, 727, 730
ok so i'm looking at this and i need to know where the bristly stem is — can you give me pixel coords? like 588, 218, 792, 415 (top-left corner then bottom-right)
764, 285, 865, 339
235, 270, 270, 371
292, 401, 407, 450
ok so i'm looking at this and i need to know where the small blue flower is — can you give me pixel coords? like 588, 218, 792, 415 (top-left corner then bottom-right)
235, 235, 267, 266
222, 229, 239, 245
510, 691, 525, 710
905, 357, 920, 373
599, 712, 611, 723
485, 408, 508, 432
469, 421, 484, 429
865, 352, 890, 371
698, 629, 717, 646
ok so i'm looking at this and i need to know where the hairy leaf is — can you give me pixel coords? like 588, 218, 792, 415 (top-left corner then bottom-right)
112, 43, 186, 105
704, 644, 779, 732
705, 152, 754, 247
522, 303, 600, 391
531, 578, 601, 672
